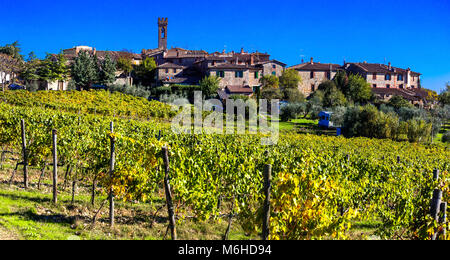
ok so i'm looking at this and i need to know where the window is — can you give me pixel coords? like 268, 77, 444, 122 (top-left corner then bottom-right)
398, 74, 403, 81
411, 85, 415, 89
311, 85, 315, 92
385, 74, 391, 81
165, 69, 169, 73
272, 65, 276, 69
272, 71, 276, 76
373, 73, 377, 80
326, 71, 330, 80
399, 84, 404, 89
386, 84, 391, 88
216, 71, 225, 78
235, 71, 243, 78
254, 71, 259, 79
310, 71, 315, 79
373, 84, 377, 88
174, 69, 177, 73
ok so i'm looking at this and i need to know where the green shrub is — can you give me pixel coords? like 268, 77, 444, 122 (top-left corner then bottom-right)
442, 131, 450, 143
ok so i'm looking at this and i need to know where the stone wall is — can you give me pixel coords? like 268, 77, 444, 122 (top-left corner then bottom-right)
296, 70, 336, 96
210, 69, 262, 89
157, 68, 184, 81
262, 62, 285, 77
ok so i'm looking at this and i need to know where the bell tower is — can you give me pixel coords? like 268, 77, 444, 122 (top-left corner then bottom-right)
158, 17, 168, 50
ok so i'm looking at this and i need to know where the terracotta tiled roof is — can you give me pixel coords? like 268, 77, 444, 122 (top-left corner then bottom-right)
142, 48, 165, 56
161, 76, 201, 85
225, 85, 254, 94
372, 88, 423, 102
209, 64, 257, 70
290, 62, 342, 71
350, 63, 421, 76
96, 51, 142, 61
164, 48, 208, 58
157, 62, 185, 69
256, 59, 287, 67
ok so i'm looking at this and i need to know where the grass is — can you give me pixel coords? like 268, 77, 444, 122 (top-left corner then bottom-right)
434, 121, 449, 144
347, 220, 382, 240
0, 163, 256, 240
0, 151, 382, 240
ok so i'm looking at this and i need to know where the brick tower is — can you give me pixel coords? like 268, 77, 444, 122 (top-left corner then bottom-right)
158, 17, 168, 50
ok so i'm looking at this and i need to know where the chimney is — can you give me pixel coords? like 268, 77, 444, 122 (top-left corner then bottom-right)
93, 48, 96, 55
301, 58, 304, 63
240, 48, 244, 54
250, 54, 254, 65
310, 57, 314, 64
388, 62, 392, 70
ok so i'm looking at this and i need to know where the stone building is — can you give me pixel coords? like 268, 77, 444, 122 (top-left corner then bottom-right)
289, 58, 342, 96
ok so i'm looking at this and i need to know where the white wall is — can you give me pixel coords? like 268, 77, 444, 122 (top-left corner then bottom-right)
47, 81, 68, 91
0, 71, 11, 84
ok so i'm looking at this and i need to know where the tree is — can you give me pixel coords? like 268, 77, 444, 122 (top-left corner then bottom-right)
99, 54, 116, 86
279, 69, 302, 89
306, 91, 324, 119
200, 75, 221, 98
21, 52, 41, 82
284, 88, 305, 103
135, 57, 157, 87
261, 88, 283, 101
71, 51, 99, 90
346, 74, 374, 104
439, 83, 450, 106
117, 57, 133, 86
333, 70, 349, 93
0, 53, 21, 91
388, 95, 413, 110
0, 41, 23, 61
260, 75, 279, 89
317, 80, 347, 108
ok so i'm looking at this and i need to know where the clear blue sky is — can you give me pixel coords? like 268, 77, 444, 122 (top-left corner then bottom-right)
1, 0, 449, 92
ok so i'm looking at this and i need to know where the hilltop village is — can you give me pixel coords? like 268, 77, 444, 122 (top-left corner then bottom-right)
0, 18, 432, 106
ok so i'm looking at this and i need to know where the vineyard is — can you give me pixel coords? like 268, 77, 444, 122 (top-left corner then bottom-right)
0, 90, 449, 240
0, 90, 175, 120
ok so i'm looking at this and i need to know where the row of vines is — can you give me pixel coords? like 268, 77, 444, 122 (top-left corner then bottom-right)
0, 99, 449, 240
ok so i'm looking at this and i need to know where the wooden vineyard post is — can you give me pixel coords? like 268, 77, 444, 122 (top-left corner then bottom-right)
52, 129, 58, 204
438, 202, 447, 239
262, 164, 272, 241
162, 146, 177, 240
430, 169, 442, 240
431, 189, 443, 240
21, 119, 28, 189
433, 169, 439, 181
109, 122, 115, 228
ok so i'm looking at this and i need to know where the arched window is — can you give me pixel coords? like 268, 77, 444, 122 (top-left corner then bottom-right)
385, 74, 391, 81
161, 28, 166, 39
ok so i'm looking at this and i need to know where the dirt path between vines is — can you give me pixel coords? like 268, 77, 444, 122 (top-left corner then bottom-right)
0, 225, 19, 240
